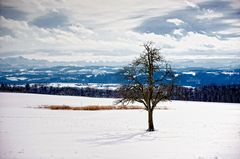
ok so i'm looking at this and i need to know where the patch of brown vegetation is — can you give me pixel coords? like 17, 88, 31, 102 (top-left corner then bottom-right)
40, 105, 144, 111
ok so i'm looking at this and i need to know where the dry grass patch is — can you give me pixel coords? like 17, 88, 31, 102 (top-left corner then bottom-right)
40, 105, 144, 111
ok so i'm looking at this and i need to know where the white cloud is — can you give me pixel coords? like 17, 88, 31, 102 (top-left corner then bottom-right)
166, 18, 184, 26
173, 29, 185, 36
229, 0, 240, 9
0, 0, 194, 31
215, 28, 240, 36
222, 19, 240, 27
0, 16, 29, 31
184, 0, 199, 9
68, 24, 94, 35
0, 0, 239, 64
165, 31, 240, 55
0, 35, 15, 46
124, 31, 240, 58
1, 15, 239, 62
196, 9, 223, 20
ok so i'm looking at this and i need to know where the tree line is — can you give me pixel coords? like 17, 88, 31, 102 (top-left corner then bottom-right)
173, 85, 240, 103
0, 83, 119, 98
1, 83, 239, 103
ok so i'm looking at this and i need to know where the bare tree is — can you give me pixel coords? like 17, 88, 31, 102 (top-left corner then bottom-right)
117, 42, 175, 131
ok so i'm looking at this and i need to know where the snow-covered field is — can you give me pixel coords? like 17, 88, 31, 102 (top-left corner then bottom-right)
0, 93, 240, 159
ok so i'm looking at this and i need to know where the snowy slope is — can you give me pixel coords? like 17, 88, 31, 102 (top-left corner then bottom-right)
0, 93, 240, 159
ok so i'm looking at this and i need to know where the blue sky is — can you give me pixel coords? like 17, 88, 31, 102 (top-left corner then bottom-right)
0, 0, 239, 65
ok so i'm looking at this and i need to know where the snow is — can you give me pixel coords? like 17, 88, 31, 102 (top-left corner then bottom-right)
222, 71, 239, 76
182, 71, 196, 76
86, 74, 93, 78
183, 85, 195, 89
66, 70, 78, 73
206, 72, 220, 75
0, 92, 240, 159
6, 77, 18, 81
47, 83, 120, 90
6, 77, 28, 81
19, 69, 26, 72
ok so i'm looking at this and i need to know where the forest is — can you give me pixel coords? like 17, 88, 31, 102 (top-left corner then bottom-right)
1, 83, 239, 103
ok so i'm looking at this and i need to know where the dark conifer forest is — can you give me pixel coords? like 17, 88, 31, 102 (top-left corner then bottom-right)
1, 84, 239, 103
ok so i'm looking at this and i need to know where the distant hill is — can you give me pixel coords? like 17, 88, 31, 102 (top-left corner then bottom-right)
0, 64, 239, 87
0, 56, 128, 69
1, 56, 240, 70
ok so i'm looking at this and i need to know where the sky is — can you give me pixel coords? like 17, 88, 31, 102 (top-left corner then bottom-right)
0, 0, 239, 65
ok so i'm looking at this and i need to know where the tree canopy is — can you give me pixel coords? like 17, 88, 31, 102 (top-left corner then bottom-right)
117, 42, 175, 131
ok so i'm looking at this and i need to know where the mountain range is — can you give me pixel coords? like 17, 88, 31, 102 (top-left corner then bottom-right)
1, 56, 240, 69
0, 63, 239, 88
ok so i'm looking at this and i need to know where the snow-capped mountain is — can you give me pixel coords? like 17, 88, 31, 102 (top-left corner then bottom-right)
1, 64, 240, 87
0, 56, 128, 69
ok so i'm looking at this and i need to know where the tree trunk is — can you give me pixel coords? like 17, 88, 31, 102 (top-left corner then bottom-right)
147, 109, 154, 131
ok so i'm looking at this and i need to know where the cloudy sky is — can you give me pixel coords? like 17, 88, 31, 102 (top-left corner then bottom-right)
0, 0, 239, 65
